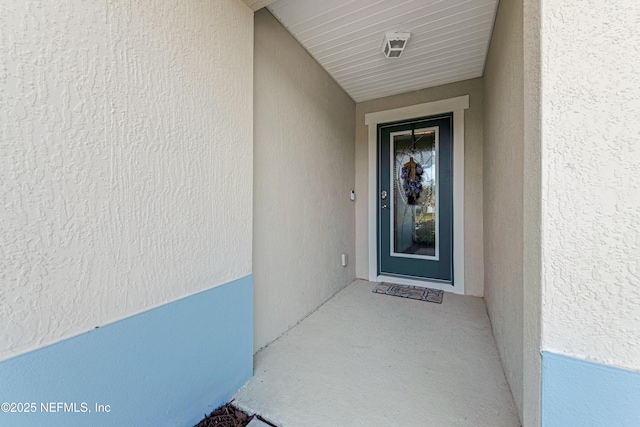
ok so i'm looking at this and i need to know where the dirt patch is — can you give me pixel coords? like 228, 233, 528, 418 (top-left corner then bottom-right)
194, 403, 252, 427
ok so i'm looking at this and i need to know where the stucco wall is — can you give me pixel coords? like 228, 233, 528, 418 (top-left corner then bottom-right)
355, 78, 484, 297
522, 0, 542, 425
483, 0, 525, 419
0, 0, 254, 361
540, 0, 640, 371
253, 10, 356, 352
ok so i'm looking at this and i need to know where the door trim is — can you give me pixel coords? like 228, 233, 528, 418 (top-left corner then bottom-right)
365, 95, 468, 295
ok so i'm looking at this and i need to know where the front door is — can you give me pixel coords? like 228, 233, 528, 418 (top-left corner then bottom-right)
377, 113, 453, 282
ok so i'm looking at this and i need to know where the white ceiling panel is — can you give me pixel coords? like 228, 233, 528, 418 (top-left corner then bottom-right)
267, 0, 498, 102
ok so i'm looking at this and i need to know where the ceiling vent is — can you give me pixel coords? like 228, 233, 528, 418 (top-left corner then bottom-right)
381, 32, 410, 58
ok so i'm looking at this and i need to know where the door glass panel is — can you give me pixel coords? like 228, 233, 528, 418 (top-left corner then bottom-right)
391, 128, 438, 259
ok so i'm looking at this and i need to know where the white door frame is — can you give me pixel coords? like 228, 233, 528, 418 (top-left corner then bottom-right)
365, 95, 469, 295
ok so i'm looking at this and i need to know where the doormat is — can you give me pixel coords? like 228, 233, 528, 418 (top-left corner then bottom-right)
373, 282, 444, 304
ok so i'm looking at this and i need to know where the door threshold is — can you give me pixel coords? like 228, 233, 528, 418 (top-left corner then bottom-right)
377, 274, 454, 294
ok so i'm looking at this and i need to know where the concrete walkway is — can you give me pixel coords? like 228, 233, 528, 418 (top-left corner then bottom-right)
234, 280, 520, 427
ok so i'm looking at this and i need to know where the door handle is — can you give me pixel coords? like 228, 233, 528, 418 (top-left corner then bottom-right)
381, 204, 388, 210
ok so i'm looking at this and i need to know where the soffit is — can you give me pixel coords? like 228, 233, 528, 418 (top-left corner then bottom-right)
267, 0, 498, 102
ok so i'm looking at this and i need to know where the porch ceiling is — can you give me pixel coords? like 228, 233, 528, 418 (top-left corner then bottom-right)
267, 0, 498, 102
242, 0, 277, 12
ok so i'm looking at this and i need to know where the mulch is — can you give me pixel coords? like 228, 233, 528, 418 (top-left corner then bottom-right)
194, 403, 253, 427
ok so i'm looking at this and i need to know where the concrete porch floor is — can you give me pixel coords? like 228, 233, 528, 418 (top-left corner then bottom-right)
234, 280, 520, 426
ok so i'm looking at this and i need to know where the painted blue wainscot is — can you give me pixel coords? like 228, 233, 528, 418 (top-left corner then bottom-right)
0, 275, 253, 427
542, 351, 640, 427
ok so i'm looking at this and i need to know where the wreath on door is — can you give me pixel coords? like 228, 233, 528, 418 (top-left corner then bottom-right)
401, 157, 424, 204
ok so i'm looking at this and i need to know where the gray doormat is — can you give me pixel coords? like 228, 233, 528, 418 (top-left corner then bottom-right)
373, 282, 444, 304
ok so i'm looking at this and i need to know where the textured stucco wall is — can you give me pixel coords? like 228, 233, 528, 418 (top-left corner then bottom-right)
483, 0, 525, 419
540, 0, 640, 371
355, 78, 484, 297
253, 10, 356, 352
0, 0, 254, 361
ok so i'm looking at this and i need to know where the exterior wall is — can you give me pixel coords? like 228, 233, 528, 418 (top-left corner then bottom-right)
540, 0, 640, 375
0, 277, 253, 427
253, 10, 356, 351
541, 352, 640, 426
540, 0, 640, 422
522, 0, 542, 424
355, 78, 484, 297
483, 0, 525, 420
0, 0, 254, 423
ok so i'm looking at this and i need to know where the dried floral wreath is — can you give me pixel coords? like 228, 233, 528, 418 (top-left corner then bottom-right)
401, 160, 423, 201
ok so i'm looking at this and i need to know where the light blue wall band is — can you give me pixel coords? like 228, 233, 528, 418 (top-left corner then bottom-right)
0, 275, 253, 427
542, 351, 640, 427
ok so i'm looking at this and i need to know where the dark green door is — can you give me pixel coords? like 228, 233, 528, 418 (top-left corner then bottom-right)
378, 114, 453, 282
